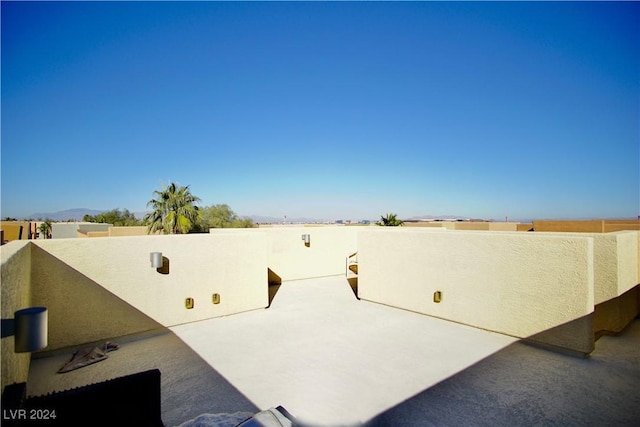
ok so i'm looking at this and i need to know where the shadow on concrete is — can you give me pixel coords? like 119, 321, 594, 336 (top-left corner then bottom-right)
352, 280, 640, 425
366, 318, 640, 427
27, 329, 260, 427
24, 246, 260, 426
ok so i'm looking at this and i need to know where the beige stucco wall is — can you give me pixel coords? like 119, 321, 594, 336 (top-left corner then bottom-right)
590, 231, 639, 337
32, 234, 268, 340
615, 231, 639, 296
210, 227, 359, 281
77, 223, 112, 235
517, 223, 534, 231
593, 233, 620, 305
487, 222, 519, 231
532, 219, 640, 233
357, 229, 594, 340
50, 222, 112, 238
594, 286, 639, 337
108, 226, 151, 237
452, 222, 519, 231
533, 220, 605, 233
404, 222, 519, 231
589, 230, 640, 304
76, 226, 157, 237
604, 223, 640, 232
462, 223, 521, 231
51, 222, 83, 238
451, 222, 491, 231
84, 231, 109, 238
1, 241, 32, 389
532, 231, 639, 305
403, 222, 448, 228
31, 244, 163, 351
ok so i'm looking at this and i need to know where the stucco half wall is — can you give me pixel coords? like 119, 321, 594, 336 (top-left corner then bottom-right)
32, 233, 268, 329
210, 226, 359, 281
357, 229, 595, 344
529, 231, 639, 305
1, 241, 33, 388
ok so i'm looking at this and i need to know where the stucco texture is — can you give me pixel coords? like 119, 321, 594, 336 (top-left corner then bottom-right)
1, 241, 33, 388
33, 233, 268, 330
30, 244, 163, 351
211, 227, 358, 281
357, 229, 594, 340
534, 231, 639, 305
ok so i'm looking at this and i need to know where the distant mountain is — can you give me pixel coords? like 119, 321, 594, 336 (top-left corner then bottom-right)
247, 215, 333, 224
405, 215, 535, 223
404, 215, 473, 221
29, 208, 106, 221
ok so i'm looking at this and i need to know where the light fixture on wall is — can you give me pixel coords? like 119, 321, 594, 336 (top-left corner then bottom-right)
14, 307, 48, 353
301, 234, 310, 246
150, 252, 163, 268
433, 291, 443, 303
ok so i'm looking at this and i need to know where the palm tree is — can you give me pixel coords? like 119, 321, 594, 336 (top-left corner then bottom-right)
144, 182, 201, 234
38, 220, 52, 239
376, 213, 404, 226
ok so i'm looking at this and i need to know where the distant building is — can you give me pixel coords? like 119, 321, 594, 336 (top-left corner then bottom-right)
51, 222, 112, 239
0, 221, 31, 242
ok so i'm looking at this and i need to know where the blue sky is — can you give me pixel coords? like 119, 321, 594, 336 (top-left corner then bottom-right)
2, 1, 638, 221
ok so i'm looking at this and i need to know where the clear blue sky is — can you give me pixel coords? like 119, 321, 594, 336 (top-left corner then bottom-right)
2, 1, 638, 221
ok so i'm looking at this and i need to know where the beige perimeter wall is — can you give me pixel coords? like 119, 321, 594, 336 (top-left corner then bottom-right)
32, 234, 268, 350
357, 229, 595, 342
404, 222, 520, 231
211, 227, 359, 281
529, 231, 639, 305
533, 219, 640, 233
1, 241, 33, 388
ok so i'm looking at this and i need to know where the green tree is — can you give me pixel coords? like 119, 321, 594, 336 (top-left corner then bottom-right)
376, 213, 404, 226
144, 182, 201, 234
84, 209, 142, 226
196, 204, 254, 231
232, 217, 255, 228
38, 220, 52, 239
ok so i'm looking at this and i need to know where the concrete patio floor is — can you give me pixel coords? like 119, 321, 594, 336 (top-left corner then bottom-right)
26, 275, 640, 427
367, 318, 640, 426
27, 329, 259, 426
170, 276, 518, 426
